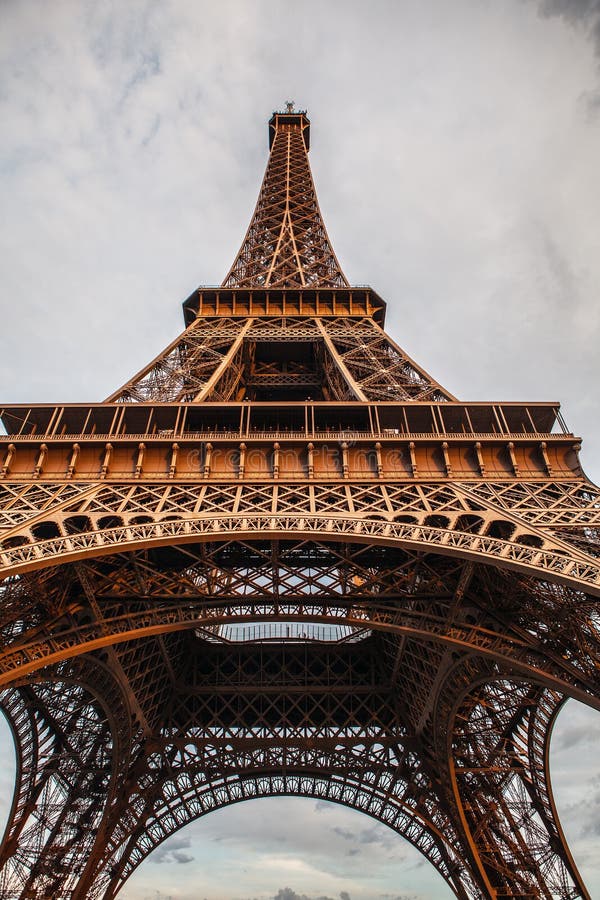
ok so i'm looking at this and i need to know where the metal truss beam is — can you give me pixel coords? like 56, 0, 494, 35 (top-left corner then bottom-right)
0, 107, 598, 900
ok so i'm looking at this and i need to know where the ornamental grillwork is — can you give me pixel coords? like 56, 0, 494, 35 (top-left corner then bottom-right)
0, 106, 598, 899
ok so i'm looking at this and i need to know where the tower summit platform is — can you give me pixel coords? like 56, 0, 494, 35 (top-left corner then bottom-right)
268, 102, 310, 150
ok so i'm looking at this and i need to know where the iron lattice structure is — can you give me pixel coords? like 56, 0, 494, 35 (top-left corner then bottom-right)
0, 107, 599, 899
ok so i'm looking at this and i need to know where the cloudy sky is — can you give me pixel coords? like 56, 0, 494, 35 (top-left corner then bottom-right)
1, 0, 600, 897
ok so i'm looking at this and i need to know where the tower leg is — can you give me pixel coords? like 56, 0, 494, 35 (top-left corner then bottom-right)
0, 659, 132, 900
448, 677, 588, 899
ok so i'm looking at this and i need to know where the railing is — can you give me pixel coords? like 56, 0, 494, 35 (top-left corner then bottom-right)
0, 430, 570, 443
198, 622, 370, 644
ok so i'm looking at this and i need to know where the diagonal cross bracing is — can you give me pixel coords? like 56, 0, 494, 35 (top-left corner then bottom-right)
0, 107, 597, 900
223, 111, 349, 289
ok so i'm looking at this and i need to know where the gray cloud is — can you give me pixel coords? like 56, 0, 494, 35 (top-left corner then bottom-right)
380, 896, 419, 900
271, 891, 351, 900
554, 722, 599, 750
576, 776, 600, 837
357, 828, 387, 846
239, 891, 348, 900
553, 775, 600, 841
381, 896, 420, 900
332, 827, 354, 841
274, 891, 334, 900
536, 0, 600, 59
536, 1, 600, 106
538, 0, 600, 27
150, 834, 194, 865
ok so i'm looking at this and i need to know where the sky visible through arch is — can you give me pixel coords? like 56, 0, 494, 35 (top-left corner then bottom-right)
0, 1, 600, 898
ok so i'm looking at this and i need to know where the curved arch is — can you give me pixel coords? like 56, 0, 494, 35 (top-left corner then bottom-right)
93, 764, 481, 900
1, 512, 599, 596
0, 691, 35, 867
529, 690, 589, 896
1, 536, 599, 708
1, 597, 599, 709
119, 796, 460, 900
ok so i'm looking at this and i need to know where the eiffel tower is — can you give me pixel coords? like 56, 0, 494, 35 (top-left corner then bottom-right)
1, 105, 599, 900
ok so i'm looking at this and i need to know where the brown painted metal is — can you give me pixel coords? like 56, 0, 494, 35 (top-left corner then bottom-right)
0, 106, 598, 899
223, 110, 348, 289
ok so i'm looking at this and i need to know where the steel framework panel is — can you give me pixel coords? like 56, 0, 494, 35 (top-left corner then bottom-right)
0, 106, 598, 899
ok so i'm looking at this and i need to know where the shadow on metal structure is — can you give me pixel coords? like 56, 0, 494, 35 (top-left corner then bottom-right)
1, 107, 599, 899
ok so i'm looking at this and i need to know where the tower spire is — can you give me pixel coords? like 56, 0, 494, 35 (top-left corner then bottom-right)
223, 107, 349, 289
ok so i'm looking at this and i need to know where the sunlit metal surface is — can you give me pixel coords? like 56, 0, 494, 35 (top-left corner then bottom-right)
0, 107, 598, 899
